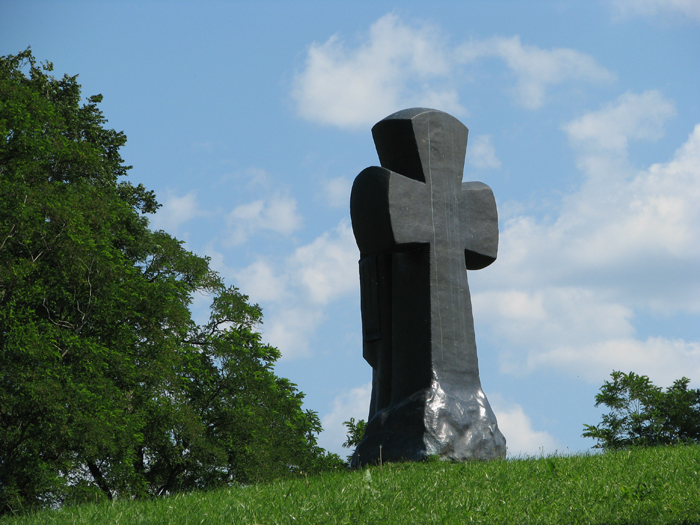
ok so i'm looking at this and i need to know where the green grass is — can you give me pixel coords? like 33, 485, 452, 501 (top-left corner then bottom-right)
3, 445, 700, 524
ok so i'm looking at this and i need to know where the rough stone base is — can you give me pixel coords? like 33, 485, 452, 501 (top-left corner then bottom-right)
351, 383, 506, 468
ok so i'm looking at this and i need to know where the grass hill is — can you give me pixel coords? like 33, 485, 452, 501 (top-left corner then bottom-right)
2, 444, 699, 524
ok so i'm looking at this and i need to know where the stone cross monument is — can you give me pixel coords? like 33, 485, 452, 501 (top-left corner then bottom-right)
350, 108, 506, 467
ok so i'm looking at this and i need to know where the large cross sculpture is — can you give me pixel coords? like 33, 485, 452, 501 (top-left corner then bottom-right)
350, 108, 506, 466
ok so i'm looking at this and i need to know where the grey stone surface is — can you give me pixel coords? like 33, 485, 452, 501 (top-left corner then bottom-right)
350, 108, 506, 467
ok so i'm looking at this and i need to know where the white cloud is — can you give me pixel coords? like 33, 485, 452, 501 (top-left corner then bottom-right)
293, 15, 615, 128
234, 260, 288, 303
243, 167, 271, 188
322, 176, 353, 208
467, 135, 501, 169
203, 246, 232, 281
486, 98, 698, 305
232, 219, 359, 359
561, 109, 698, 298
233, 221, 358, 307
564, 90, 676, 163
262, 306, 323, 360
226, 194, 302, 245
529, 337, 700, 387
292, 13, 463, 129
150, 190, 202, 231
474, 288, 634, 352
458, 36, 615, 109
476, 288, 700, 386
318, 383, 372, 456
471, 93, 700, 385
289, 219, 359, 305
610, 0, 700, 22
490, 396, 560, 457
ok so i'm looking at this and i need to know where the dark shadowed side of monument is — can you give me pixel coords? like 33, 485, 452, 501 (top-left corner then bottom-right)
349, 108, 506, 467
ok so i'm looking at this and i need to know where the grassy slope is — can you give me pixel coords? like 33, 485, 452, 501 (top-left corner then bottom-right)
2, 445, 700, 524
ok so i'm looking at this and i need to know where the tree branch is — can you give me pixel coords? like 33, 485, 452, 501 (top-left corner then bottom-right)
87, 460, 114, 501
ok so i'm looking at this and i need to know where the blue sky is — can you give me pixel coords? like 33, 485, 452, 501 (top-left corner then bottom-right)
3, 0, 699, 457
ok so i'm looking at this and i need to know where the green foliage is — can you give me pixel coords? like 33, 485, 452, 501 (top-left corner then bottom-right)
2, 445, 700, 524
341, 417, 366, 464
0, 49, 342, 515
583, 370, 700, 450
341, 417, 366, 449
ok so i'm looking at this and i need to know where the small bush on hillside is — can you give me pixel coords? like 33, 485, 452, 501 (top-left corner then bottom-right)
583, 370, 700, 450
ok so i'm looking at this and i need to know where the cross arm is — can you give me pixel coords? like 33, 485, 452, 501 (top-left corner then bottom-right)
460, 181, 498, 270
350, 166, 431, 255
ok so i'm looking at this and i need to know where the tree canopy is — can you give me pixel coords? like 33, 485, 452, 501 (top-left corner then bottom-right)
583, 370, 700, 450
0, 49, 341, 515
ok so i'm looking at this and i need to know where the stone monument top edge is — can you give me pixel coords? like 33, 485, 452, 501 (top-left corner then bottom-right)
370, 108, 469, 185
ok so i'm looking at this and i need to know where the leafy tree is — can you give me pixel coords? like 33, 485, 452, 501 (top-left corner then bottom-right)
583, 370, 700, 450
0, 49, 342, 515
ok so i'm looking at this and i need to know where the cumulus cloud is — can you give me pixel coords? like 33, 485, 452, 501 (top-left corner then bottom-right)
236, 219, 358, 306
233, 219, 360, 359
609, 0, 700, 21
475, 288, 700, 386
288, 219, 359, 305
529, 337, 700, 387
292, 13, 462, 129
226, 194, 302, 245
322, 176, 353, 208
233, 260, 288, 303
564, 90, 676, 172
490, 396, 561, 456
471, 92, 700, 385
467, 135, 502, 169
318, 383, 372, 455
292, 14, 612, 128
150, 190, 202, 231
262, 306, 324, 360
485, 95, 697, 304
457, 36, 615, 109
474, 288, 634, 352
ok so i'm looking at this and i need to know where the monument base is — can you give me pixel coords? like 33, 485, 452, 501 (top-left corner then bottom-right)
350, 383, 506, 468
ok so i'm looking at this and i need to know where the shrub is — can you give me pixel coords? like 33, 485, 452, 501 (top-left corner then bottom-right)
583, 370, 700, 450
